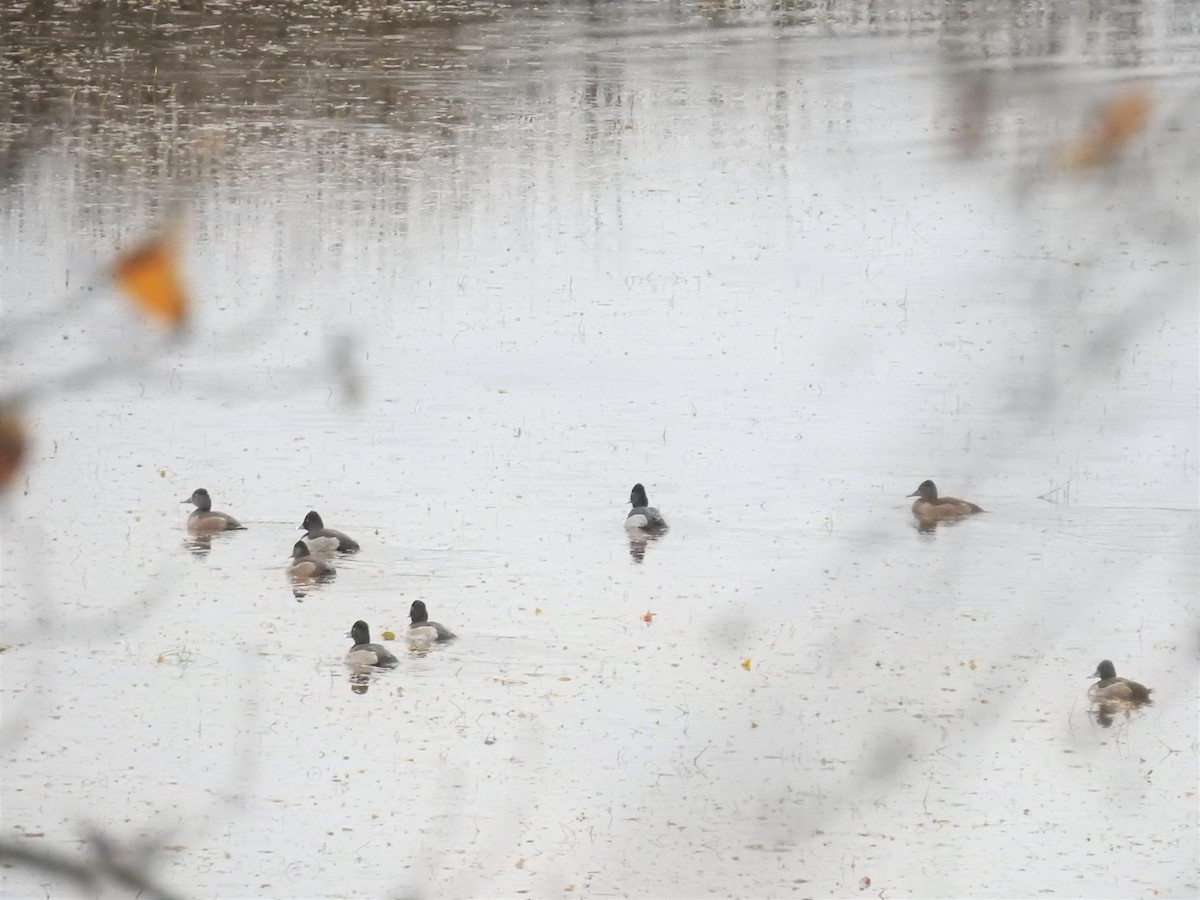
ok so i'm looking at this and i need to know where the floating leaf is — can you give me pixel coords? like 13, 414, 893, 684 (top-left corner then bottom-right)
381, 630, 396, 641
968, 659, 977, 670
642, 611, 655, 623
0, 408, 27, 493
741, 658, 752, 671
558, 675, 572, 682
535, 607, 542, 616
113, 231, 189, 328
859, 876, 872, 890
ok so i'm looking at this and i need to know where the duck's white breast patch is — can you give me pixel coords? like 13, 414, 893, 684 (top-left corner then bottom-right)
346, 648, 378, 666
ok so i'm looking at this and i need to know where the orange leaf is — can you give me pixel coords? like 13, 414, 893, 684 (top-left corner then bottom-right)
642, 611, 655, 623
113, 232, 189, 328
1062, 88, 1153, 171
0, 408, 27, 493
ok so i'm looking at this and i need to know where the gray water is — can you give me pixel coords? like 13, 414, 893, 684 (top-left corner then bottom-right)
1, 2, 1198, 898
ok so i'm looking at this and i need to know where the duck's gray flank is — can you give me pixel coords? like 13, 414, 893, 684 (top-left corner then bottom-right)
299, 510, 360, 553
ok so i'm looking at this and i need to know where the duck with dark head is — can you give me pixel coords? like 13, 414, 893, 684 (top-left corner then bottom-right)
907, 480, 984, 527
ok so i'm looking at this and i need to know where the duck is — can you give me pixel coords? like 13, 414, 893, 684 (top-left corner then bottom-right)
625, 483, 668, 533
299, 510, 360, 554
287, 540, 336, 582
1089, 659, 1152, 704
182, 488, 245, 533
408, 600, 456, 645
346, 620, 398, 668
907, 480, 984, 523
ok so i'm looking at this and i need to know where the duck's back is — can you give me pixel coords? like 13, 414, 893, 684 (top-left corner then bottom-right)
304, 528, 360, 553
1090, 677, 1152, 704
188, 509, 244, 533
912, 496, 983, 521
348, 643, 398, 668
626, 505, 668, 531
408, 621, 456, 644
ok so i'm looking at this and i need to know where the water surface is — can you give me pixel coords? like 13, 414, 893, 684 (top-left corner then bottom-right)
2, 2, 1197, 897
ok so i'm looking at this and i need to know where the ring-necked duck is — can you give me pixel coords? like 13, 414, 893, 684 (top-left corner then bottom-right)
182, 488, 245, 533
625, 483, 668, 533
347, 620, 398, 668
287, 540, 336, 582
907, 480, 984, 523
299, 510, 360, 554
1089, 659, 1152, 704
408, 600, 456, 645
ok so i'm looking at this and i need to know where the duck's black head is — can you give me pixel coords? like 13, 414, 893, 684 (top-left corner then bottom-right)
630, 483, 649, 508
292, 540, 312, 559
301, 510, 323, 531
410, 600, 429, 625
1091, 659, 1116, 680
350, 620, 371, 645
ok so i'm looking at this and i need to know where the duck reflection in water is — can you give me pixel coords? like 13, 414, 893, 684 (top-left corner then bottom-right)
183, 533, 213, 555
628, 532, 666, 563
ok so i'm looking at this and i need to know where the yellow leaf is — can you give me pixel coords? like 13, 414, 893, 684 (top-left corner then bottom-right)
968, 660, 977, 670
535, 607, 542, 615
741, 658, 752, 671
113, 232, 189, 328
382, 630, 395, 641
558, 675, 572, 682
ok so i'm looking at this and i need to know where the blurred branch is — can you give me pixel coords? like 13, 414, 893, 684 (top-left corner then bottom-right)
0, 832, 185, 900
